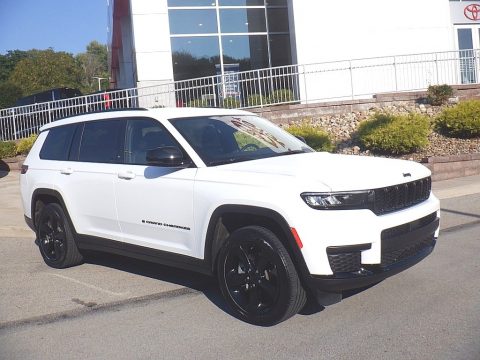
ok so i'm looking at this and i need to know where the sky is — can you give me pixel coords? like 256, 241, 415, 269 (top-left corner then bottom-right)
0, 0, 108, 55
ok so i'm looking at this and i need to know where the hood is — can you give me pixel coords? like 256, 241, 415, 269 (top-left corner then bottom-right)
214, 152, 431, 192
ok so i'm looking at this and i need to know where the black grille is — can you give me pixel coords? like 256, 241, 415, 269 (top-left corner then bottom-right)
327, 252, 361, 273
373, 177, 431, 215
381, 236, 435, 268
380, 212, 438, 268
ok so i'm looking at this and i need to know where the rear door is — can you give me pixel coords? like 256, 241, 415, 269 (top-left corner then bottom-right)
59, 119, 124, 240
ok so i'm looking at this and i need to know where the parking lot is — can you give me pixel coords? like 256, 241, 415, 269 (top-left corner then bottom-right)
1, 171, 479, 359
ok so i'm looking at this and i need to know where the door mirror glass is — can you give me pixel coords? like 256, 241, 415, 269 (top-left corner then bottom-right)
146, 146, 189, 167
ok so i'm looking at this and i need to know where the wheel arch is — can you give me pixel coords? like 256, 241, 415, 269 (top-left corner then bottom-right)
31, 188, 75, 232
204, 205, 311, 281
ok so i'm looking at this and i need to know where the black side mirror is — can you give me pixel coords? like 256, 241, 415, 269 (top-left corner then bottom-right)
146, 146, 190, 167
295, 135, 306, 144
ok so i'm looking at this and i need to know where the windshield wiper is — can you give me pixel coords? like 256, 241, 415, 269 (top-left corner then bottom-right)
275, 149, 308, 157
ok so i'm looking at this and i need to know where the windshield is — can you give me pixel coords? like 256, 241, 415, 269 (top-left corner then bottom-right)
170, 115, 313, 166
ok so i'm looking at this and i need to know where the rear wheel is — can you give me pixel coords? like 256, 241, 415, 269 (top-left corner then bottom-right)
37, 203, 83, 268
217, 226, 306, 326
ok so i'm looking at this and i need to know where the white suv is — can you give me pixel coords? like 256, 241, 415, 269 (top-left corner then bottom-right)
20, 108, 440, 325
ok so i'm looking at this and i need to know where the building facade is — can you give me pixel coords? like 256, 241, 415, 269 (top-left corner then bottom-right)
108, 0, 480, 99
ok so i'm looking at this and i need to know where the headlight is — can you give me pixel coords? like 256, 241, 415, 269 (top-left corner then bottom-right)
301, 190, 374, 210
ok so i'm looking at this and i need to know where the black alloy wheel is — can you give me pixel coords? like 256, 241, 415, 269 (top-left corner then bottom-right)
217, 226, 306, 326
37, 203, 83, 268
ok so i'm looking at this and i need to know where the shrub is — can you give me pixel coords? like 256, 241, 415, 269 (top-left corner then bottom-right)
246, 94, 267, 107
427, 84, 454, 106
435, 100, 480, 138
268, 89, 295, 104
186, 99, 209, 108
286, 123, 334, 152
16, 134, 38, 155
357, 113, 430, 154
0, 141, 17, 159
222, 97, 240, 109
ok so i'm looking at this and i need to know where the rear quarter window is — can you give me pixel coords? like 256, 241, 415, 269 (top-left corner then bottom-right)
39, 124, 77, 160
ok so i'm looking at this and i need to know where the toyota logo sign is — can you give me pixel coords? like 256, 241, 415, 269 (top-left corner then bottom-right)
465, 4, 480, 21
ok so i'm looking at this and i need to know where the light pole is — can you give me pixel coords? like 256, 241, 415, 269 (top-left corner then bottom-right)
92, 76, 107, 91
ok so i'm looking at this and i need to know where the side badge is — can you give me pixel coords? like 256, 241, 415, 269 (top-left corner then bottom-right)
403, 173, 411, 177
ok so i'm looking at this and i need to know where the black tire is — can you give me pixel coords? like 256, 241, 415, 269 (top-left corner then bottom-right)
36, 203, 83, 268
217, 226, 306, 326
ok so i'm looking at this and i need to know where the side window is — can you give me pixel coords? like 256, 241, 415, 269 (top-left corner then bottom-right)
124, 118, 178, 165
78, 120, 123, 163
39, 124, 77, 161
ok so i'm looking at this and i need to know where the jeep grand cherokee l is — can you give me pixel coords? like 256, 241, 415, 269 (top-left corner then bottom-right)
20, 108, 440, 325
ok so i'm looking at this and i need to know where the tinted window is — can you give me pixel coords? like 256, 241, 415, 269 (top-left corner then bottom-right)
170, 115, 312, 166
78, 120, 123, 163
219, 0, 264, 5
219, 9, 266, 33
39, 124, 77, 161
169, 9, 218, 34
168, 0, 214, 6
171, 36, 220, 81
124, 118, 178, 165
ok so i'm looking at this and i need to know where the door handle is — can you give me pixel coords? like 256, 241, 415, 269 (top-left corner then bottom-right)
118, 171, 136, 180
60, 167, 73, 175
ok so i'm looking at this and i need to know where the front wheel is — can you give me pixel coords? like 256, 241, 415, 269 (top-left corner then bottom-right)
217, 226, 306, 326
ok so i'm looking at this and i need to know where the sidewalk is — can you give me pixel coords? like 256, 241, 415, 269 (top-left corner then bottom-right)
0, 170, 479, 328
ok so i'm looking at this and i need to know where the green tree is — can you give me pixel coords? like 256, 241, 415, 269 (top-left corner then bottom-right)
0, 82, 23, 108
76, 41, 109, 94
0, 50, 29, 83
9, 49, 82, 96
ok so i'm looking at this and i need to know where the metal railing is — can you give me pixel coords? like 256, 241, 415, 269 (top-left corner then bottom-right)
1, 48, 479, 141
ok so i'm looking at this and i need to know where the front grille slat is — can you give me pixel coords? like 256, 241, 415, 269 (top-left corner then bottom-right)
372, 177, 431, 215
380, 212, 438, 268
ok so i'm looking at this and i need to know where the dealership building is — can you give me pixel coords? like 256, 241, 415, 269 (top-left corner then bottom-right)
107, 0, 480, 103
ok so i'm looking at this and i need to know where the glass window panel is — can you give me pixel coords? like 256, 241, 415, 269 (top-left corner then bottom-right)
458, 28, 473, 50
266, 0, 287, 6
220, 9, 266, 33
171, 36, 220, 80
39, 124, 76, 161
79, 120, 123, 163
169, 9, 217, 34
267, 8, 289, 33
457, 28, 476, 84
219, 0, 264, 5
168, 0, 215, 7
269, 34, 292, 67
222, 35, 269, 71
124, 118, 178, 165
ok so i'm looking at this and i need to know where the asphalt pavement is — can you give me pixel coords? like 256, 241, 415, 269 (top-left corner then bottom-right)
1, 219, 479, 360
0, 170, 479, 335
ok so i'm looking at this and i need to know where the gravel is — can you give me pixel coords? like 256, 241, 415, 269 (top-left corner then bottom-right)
284, 102, 480, 162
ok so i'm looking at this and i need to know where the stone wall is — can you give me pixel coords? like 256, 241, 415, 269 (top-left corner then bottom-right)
249, 84, 480, 140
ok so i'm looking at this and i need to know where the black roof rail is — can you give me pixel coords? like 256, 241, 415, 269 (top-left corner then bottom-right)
53, 107, 149, 122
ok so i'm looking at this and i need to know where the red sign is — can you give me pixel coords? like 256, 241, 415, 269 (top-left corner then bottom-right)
465, 4, 480, 21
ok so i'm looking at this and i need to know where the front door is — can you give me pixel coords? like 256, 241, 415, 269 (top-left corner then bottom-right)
114, 117, 197, 256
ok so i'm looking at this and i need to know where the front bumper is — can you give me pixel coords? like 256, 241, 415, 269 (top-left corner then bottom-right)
304, 215, 439, 294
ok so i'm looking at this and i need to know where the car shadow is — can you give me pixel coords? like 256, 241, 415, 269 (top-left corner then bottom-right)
82, 251, 233, 315
81, 250, 378, 323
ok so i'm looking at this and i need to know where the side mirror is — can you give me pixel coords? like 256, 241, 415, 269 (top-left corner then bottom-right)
146, 146, 190, 167
295, 135, 306, 144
